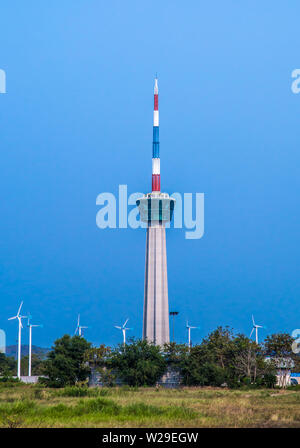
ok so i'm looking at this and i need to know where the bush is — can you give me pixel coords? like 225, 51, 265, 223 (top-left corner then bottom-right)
58, 386, 90, 397
108, 339, 167, 387
0, 377, 21, 387
182, 362, 228, 387
54, 386, 111, 398
287, 384, 300, 391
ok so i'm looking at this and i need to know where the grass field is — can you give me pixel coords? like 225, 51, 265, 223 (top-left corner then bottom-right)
0, 384, 300, 428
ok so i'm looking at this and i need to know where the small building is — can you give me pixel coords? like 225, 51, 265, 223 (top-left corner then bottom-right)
157, 367, 182, 389
265, 357, 295, 387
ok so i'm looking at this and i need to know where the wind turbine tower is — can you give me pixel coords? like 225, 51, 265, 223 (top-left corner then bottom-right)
74, 314, 88, 337
8, 301, 27, 379
250, 315, 265, 344
137, 77, 175, 345
115, 318, 132, 346
186, 321, 200, 350
27, 315, 42, 377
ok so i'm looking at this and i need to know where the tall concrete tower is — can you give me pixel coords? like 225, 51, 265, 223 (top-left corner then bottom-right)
136, 78, 175, 346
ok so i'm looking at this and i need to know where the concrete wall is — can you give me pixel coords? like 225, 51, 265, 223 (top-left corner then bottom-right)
89, 366, 181, 388
19, 376, 41, 384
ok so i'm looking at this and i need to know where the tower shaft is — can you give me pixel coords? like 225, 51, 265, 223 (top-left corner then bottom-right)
143, 224, 169, 345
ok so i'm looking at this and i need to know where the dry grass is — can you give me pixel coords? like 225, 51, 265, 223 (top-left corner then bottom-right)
0, 384, 300, 428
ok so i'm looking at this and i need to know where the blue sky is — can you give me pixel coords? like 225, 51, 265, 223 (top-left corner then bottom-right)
1, 1, 300, 348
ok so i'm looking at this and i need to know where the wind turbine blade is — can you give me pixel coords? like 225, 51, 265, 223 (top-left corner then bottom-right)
115, 326, 121, 330
17, 301, 23, 317
123, 318, 129, 328
252, 315, 255, 326
8, 316, 17, 320
250, 328, 254, 337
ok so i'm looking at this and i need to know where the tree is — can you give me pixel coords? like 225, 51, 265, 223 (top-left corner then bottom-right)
179, 328, 276, 388
206, 327, 236, 368
232, 335, 260, 383
180, 342, 228, 386
179, 327, 233, 386
162, 342, 188, 368
232, 334, 276, 387
42, 335, 91, 387
264, 333, 295, 387
0, 353, 16, 377
84, 344, 111, 369
108, 339, 167, 387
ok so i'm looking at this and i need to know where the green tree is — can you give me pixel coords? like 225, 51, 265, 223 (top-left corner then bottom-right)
108, 339, 167, 387
84, 344, 111, 369
180, 327, 235, 386
180, 328, 276, 388
162, 342, 188, 368
232, 334, 276, 387
42, 335, 91, 387
0, 353, 16, 377
180, 344, 228, 386
264, 333, 294, 358
204, 326, 236, 369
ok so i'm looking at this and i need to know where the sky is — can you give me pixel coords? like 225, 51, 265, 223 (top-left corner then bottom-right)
0, 1, 300, 349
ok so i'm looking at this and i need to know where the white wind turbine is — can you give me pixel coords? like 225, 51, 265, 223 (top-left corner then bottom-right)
250, 315, 265, 344
74, 314, 88, 337
115, 318, 132, 346
27, 315, 43, 377
8, 302, 27, 379
186, 321, 200, 350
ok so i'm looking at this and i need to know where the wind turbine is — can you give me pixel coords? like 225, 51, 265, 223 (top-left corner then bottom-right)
8, 302, 27, 379
186, 321, 200, 350
115, 318, 132, 346
250, 315, 265, 344
74, 314, 88, 337
27, 315, 43, 377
